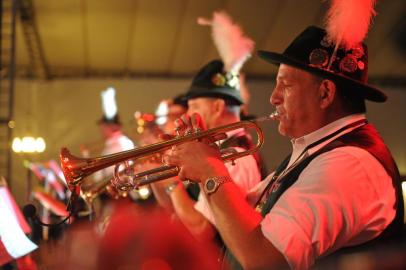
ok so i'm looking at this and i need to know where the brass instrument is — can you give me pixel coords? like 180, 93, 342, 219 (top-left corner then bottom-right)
80, 177, 124, 205
77, 141, 127, 207
61, 114, 277, 194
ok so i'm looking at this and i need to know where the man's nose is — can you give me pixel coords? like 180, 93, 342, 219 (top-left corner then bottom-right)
270, 87, 281, 106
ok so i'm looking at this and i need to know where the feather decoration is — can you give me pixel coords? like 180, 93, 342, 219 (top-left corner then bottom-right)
197, 11, 255, 75
101, 87, 118, 120
325, 0, 377, 50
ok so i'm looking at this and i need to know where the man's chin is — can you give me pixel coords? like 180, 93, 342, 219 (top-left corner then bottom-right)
277, 123, 287, 136
278, 123, 294, 138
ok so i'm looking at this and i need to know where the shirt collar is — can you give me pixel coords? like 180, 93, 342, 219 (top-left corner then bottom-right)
287, 113, 366, 168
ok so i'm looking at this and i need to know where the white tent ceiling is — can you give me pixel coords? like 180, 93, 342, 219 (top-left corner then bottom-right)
14, 0, 406, 83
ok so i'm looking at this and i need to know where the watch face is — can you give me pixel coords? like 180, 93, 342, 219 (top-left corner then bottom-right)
205, 179, 216, 191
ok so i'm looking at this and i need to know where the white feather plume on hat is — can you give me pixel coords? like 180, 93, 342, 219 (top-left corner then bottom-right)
197, 11, 255, 75
325, 0, 377, 50
101, 87, 118, 120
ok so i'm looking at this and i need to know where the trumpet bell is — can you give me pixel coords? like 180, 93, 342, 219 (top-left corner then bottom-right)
61, 115, 275, 194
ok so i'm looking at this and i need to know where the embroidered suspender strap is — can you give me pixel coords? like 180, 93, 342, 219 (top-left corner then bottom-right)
222, 120, 368, 269
259, 119, 368, 216
225, 122, 403, 269
221, 155, 291, 270
253, 154, 290, 211
223, 135, 352, 270
256, 119, 368, 215
223, 141, 352, 270
260, 140, 346, 216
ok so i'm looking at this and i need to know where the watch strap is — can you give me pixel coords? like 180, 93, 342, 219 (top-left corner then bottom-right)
204, 175, 232, 195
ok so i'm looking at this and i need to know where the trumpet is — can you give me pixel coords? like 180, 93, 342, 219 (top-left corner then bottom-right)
60, 114, 277, 193
80, 177, 124, 205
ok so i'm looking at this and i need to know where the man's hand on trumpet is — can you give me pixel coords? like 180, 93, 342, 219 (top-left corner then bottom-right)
162, 113, 231, 184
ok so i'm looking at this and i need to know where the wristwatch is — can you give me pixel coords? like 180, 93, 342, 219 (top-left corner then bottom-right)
203, 176, 232, 195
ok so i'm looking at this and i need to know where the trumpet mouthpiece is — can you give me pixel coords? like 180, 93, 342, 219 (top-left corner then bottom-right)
270, 111, 279, 120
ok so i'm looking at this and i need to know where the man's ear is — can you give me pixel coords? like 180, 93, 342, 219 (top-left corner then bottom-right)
319, 79, 336, 109
212, 99, 225, 116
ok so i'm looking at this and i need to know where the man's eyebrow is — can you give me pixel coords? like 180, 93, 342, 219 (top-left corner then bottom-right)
276, 74, 289, 82
277, 71, 297, 82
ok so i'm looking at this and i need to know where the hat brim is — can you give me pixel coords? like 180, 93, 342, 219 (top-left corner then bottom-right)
97, 115, 122, 125
258, 50, 387, 102
182, 85, 244, 105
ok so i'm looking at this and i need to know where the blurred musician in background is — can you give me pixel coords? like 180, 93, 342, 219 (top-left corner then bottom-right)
133, 112, 163, 147
94, 87, 135, 179
155, 93, 188, 135
130, 94, 188, 206
132, 93, 187, 147
151, 60, 262, 248
82, 87, 135, 217
150, 11, 266, 228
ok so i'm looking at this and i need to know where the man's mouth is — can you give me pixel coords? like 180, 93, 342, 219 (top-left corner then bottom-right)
270, 110, 282, 121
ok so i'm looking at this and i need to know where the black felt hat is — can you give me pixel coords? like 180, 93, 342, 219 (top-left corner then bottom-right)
183, 60, 244, 105
258, 26, 387, 102
172, 93, 188, 108
97, 114, 122, 125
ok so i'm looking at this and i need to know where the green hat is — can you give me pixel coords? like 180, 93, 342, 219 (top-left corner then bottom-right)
183, 60, 244, 105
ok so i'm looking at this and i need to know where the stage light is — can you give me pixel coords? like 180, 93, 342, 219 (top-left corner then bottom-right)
155, 101, 169, 125
12, 138, 22, 153
8, 120, 15, 129
137, 118, 145, 126
12, 136, 46, 153
137, 126, 144, 134
35, 138, 46, 152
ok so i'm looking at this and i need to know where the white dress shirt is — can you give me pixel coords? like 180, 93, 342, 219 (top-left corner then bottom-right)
253, 114, 396, 269
94, 132, 135, 181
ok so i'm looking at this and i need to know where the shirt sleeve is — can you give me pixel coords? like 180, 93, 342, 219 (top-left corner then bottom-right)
260, 146, 396, 269
95, 135, 135, 181
195, 148, 262, 224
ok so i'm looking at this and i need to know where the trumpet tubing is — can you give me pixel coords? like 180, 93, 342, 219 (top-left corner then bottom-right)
80, 177, 124, 204
61, 115, 276, 192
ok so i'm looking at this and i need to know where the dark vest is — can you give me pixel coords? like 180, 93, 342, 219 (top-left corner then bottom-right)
224, 123, 404, 270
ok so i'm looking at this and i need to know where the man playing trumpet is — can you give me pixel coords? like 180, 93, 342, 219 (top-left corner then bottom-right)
151, 59, 262, 243
163, 26, 404, 269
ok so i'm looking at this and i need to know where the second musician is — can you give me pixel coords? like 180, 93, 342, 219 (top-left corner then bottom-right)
151, 59, 262, 243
